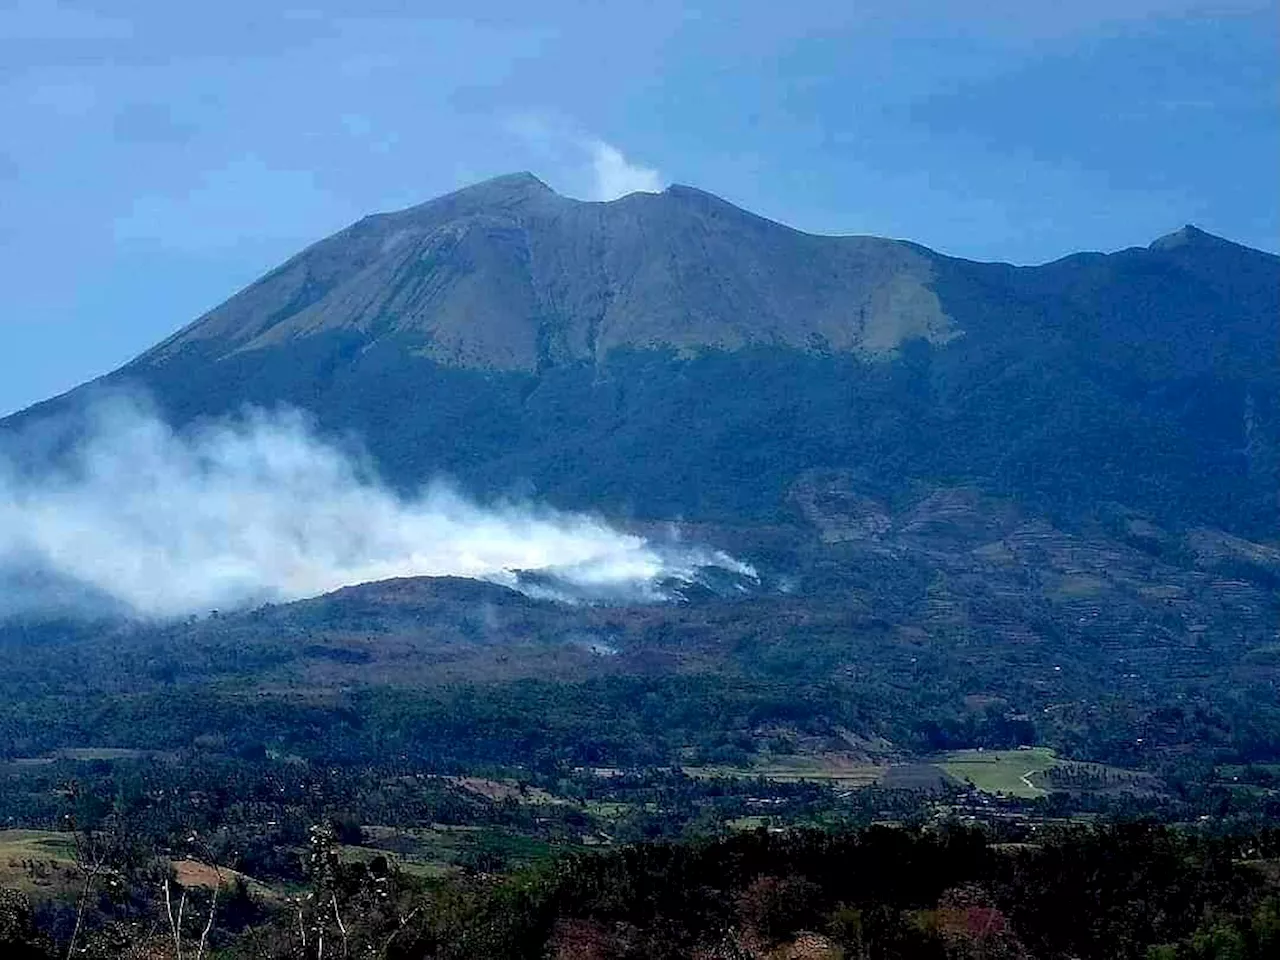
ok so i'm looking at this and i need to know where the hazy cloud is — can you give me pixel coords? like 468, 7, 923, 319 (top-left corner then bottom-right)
26, 79, 98, 117
113, 155, 358, 251
0, 0, 132, 42
111, 102, 194, 145
0, 396, 752, 618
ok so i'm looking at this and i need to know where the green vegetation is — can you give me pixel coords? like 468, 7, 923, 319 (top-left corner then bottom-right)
0, 831, 76, 896
939, 748, 1060, 798
4, 820, 1280, 958
684, 754, 886, 787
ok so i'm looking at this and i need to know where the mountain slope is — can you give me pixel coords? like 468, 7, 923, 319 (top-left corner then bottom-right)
6, 175, 1278, 534
139, 172, 957, 371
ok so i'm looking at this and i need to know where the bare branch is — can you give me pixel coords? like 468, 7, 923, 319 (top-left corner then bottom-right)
194, 880, 220, 960
164, 877, 182, 960
331, 892, 349, 958
377, 906, 422, 959
176, 888, 188, 960
64, 803, 107, 960
295, 901, 307, 952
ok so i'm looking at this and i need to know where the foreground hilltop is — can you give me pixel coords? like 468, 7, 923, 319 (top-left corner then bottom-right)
7, 174, 1278, 533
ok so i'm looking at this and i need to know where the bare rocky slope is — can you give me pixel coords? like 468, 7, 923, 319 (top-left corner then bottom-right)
139, 172, 958, 369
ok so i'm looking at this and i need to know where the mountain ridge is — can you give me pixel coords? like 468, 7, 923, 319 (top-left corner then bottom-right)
125, 173, 1275, 379
134, 172, 962, 373
4, 174, 1277, 537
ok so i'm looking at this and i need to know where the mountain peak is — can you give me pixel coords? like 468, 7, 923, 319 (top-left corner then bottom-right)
392, 171, 560, 220
474, 171, 555, 193
440, 171, 559, 203
1149, 224, 1222, 252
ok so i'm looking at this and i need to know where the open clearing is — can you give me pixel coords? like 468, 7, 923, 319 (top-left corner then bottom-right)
937, 748, 1058, 798
359, 823, 563, 876
0, 830, 78, 897
442, 776, 564, 805
684, 754, 886, 787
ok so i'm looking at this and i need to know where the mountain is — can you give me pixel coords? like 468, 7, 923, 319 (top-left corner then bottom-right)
5, 178, 1280, 957
7, 174, 1278, 533
142, 172, 959, 369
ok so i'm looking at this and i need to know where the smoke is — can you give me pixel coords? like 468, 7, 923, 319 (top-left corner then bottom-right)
586, 140, 663, 201
504, 114, 664, 202
0, 395, 753, 619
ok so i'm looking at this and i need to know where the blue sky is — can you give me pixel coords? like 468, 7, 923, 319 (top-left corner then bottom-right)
1, 0, 1277, 416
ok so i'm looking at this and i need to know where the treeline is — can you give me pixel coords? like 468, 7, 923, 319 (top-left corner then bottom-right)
6, 672, 1280, 776
4, 822, 1279, 958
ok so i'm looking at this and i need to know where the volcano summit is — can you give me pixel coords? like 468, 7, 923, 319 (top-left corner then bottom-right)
7, 174, 1277, 534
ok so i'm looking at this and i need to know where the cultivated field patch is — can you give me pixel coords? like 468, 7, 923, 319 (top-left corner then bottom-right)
937, 748, 1058, 798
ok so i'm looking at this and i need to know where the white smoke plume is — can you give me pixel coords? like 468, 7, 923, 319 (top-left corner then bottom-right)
587, 140, 663, 201
0, 395, 753, 618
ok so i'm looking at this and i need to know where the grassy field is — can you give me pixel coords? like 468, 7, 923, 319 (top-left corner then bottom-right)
937, 748, 1059, 798
1218, 763, 1280, 779
725, 816, 774, 831
359, 823, 568, 876
683, 754, 886, 787
442, 776, 564, 805
0, 829, 78, 897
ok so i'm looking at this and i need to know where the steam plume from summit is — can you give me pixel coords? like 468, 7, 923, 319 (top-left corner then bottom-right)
0, 395, 752, 618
